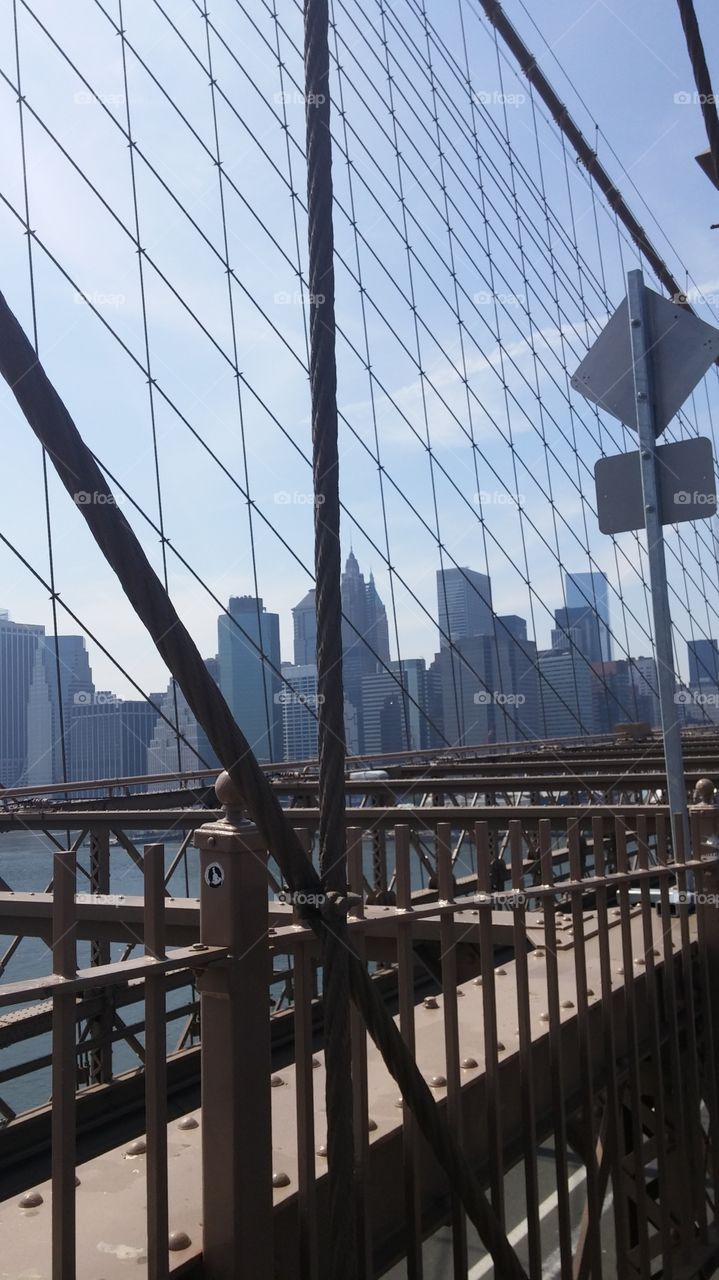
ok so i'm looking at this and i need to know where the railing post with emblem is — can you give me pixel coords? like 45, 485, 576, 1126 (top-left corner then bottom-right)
194, 771, 274, 1280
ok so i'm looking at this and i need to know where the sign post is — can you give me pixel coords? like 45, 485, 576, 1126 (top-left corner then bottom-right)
626, 269, 688, 853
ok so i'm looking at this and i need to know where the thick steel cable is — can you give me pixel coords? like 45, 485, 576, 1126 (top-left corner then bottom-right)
675, 0, 719, 187
0, 287, 529, 1280
303, 0, 356, 1271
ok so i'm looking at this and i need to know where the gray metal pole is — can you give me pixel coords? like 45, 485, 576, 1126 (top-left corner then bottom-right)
627, 268, 690, 856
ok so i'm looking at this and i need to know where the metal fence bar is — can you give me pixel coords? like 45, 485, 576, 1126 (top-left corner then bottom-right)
395, 823, 423, 1280
688, 814, 719, 1208
475, 821, 504, 1230
144, 842, 169, 1280
437, 821, 467, 1277
51, 846, 77, 1280
538, 819, 572, 1279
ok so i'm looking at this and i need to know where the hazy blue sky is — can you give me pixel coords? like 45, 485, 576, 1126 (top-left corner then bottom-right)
0, 0, 717, 700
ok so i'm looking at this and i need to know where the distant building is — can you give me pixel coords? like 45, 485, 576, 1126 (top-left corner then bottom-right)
688, 638, 719, 687
26, 635, 93, 786
218, 597, 282, 763
552, 606, 604, 665
630, 657, 660, 727
565, 572, 611, 662
280, 662, 361, 762
591, 660, 637, 733
437, 567, 492, 649
147, 663, 220, 778
341, 552, 390, 750
537, 650, 595, 739
0, 612, 44, 787
67, 697, 158, 785
292, 589, 317, 666
425, 652, 445, 749
442, 624, 540, 748
361, 658, 428, 755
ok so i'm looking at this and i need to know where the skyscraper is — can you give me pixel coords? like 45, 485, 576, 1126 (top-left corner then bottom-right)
292, 589, 317, 666
565, 572, 611, 662
442, 622, 540, 748
688, 638, 719, 687
537, 650, 595, 739
147, 663, 220, 778
218, 597, 282, 763
551, 607, 604, 665
437, 567, 492, 649
26, 635, 93, 785
67, 697, 159, 786
361, 658, 429, 755
341, 552, 390, 749
0, 612, 45, 787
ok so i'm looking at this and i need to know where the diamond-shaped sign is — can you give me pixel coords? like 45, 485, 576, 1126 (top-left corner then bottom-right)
572, 289, 719, 435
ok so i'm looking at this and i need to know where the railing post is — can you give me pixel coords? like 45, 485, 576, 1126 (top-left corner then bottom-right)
193, 772, 274, 1280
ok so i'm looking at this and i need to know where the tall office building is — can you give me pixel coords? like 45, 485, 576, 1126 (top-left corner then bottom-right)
551, 607, 604, 665
630, 657, 660, 726
688, 639, 719, 687
437, 567, 492, 649
25, 635, 93, 785
0, 612, 45, 787
341, 553, 390, 750
565, 572, 611, 662
442, 622, 540, 748
279, 663, 360, 762
537, 650, 595, 739
292, 589, 317, 666
147, 663, 220, 778
218, 596, 282, 763
361, 659, 428, 756
425, 653, 445, 749
67, 697, 158, 785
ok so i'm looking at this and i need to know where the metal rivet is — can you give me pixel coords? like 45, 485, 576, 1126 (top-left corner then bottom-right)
423, 996, 438, 1009
317, 1144, 328, 1156
126, 1138, 146, 1156
168, 1230, 192, 1251
207, 836, 216, 847
634, 957, 646, 966
461, 1056, 478, 1069
18, 1190, 43, 1208
394, 1097, 404, 1108
430, 1074, 447, 1088
190, 942, 208, 951
457, 989, 465, 996
497, 1042, 506, 1052
178, 1115, 199, 1130
272, 1171, 291, 1188
368, 1118, 378, 1132
312, 1058, 321, 1068
496, 968, 507, 976
473, 976, 483, 985
271, 1075, 285, 1087
617, 967, 624, 975
539, 1012, 549, 1022
561, 1000, 574, 1009
75, 1176, 81, 1187
653, 949, 660, 956
533, 950, 545, 959
587, 989, 595, 997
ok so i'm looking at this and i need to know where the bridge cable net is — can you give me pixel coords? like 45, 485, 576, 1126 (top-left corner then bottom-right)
0, 0, 718, 778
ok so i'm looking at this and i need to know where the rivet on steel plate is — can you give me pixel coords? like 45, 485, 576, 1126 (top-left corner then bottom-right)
191, 943, 208, 951
533, 949, 545, 959
496, 968, 507, 976
634, 957, 646, 966
587, 989, 595, 997
168, 1230, 192, 1251
207, 836, 216, 847
368, 1118, 378, 1132
126, 1137, 147, 1156
394, 1097, 404, 1108
18, 1190, 43, 1208
461, 1057, 478, 1069
561, 1000, 574, 1009
423, 996, 439, 1009
497, 1042, 506, 1052
317, 1144, 328, 1156
429, 1074, 447, 1088
617, 967, 624, 975
539, 1012, 549, 1022
178, 1115, 199, 1130
312, 1057, 321, 1068
457, 989, 465, 996
272, 1171, 291, 1188
270, 1074, 285, 1087
473, 976, 483, 985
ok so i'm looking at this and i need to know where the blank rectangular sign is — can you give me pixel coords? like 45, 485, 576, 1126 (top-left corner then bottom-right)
594, 436, 716, 534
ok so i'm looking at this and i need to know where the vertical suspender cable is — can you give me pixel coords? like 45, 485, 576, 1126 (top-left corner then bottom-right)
304, 0, 356, 1272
